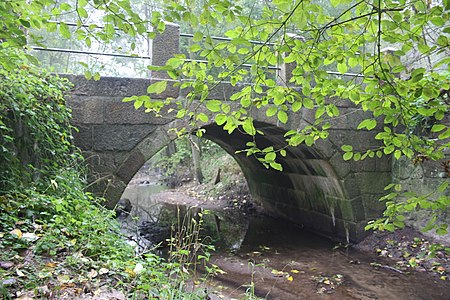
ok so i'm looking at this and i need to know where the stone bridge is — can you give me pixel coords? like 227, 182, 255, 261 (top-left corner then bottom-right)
64, 24, 391, 242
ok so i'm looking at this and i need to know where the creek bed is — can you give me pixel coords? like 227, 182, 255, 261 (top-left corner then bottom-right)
120, 183, 450, 299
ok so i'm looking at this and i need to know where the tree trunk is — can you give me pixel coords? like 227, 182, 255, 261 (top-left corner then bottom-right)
190, 136, 204, 184
165, 140, 177, 157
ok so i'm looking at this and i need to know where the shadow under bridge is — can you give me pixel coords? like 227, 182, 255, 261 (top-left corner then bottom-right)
202, 122, 382, 242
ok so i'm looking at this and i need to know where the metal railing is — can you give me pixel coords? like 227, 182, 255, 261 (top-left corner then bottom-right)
31, 21, 365, 79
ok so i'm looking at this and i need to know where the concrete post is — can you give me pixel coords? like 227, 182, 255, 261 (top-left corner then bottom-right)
151, 22, 180, 79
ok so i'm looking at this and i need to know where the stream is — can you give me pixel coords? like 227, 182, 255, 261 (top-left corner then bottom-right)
120, 183, 450, 299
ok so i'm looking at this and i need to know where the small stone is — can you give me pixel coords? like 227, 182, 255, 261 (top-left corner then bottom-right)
2, 278, 16, 286
416, 267, 427, 272
438, 172, 448, 178
0, 261, 14, 270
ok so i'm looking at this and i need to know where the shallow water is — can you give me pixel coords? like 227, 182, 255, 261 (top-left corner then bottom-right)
121, 184, 450, 299
207, 216, 450, 299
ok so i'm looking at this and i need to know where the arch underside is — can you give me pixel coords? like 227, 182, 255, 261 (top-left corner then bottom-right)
202, 122, 366, 242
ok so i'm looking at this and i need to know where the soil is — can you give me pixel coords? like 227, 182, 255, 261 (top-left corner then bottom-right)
356, 226, 450, 280
152, 181, 262, 214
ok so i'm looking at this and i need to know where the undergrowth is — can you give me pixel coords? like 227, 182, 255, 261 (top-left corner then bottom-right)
0, 67, 209, 299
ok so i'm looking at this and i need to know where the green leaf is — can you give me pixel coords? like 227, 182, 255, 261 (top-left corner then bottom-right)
438, 129, 450, 140
349, 91, 360, 102
196, 113, 208, 123
436, 227, 448, 235
147, 81, 167, 94
330, 0, 340, 7
84, 71, 92, 80
277, 110, 288, 124
270, 161, 283, 171
264, 152, 276, 161
59, 23, 71, 39
384, 145, 395, 154
292, 101, 302, 112
337, 63, 348, 74
266, 106, 278, 117
357, 119, 377, 130
343, 152, 353, 161
206, 100, 222, 112
303, 98, 314, 109
341, 145, 353, 152
19, 19, 31, 28
193, 31, 203, 42
123, 96, 137, 102
60, 3, 72, 10
215, 114, 227, 125
78, 7, 88, 18
134, 100, 143, 109
176, 109, 187, 118
431, 124, 446, 132
242, 118, 256, 135
190, 44, 202, 52
422, 86, 439, 99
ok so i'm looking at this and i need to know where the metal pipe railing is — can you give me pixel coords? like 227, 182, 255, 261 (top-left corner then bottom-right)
32, 21, 365, 79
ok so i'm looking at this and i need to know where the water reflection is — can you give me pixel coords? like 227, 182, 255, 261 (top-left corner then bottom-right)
120, 183, 250, 252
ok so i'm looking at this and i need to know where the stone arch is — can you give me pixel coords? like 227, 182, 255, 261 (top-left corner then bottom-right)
81, 116, 390, 242
87, 122, 178, 209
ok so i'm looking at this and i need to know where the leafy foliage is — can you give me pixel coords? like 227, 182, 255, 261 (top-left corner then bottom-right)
0, 0, 163, 72
1, 0, 449, 245
0, 68, 76, 190
143, 0, 450, 162
127, 0, 450, 233
0, 67, 209, 298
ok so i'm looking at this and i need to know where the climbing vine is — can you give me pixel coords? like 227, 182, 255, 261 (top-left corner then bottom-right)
0, 68, 77, 190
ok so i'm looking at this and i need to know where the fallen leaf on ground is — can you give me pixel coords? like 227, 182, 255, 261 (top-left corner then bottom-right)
22, 232, 39, 242
57, 274, 71, 284
10, 228, 23, 238
99, 267, 109, 275
133, 263, 144, 275
88, 269, 98, 278
271, 269, 285, 277
45, 262, 57, 268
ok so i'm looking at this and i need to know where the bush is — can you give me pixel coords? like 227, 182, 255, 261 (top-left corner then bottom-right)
0, 67, 77, 190
0, 67, 209, 299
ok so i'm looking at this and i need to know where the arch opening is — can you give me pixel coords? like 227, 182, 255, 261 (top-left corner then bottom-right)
86, 119, 370, 242
201, 121, 361, 242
